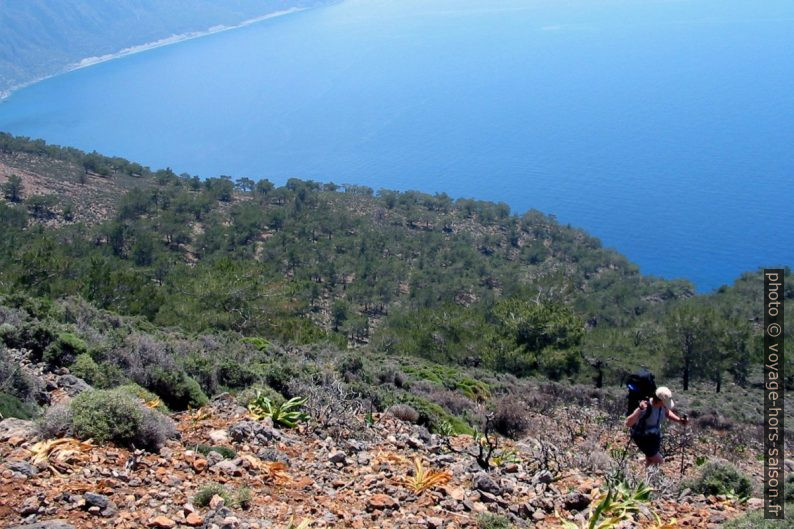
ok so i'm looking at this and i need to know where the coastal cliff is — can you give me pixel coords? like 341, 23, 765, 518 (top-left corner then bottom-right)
0, 0, 333, 96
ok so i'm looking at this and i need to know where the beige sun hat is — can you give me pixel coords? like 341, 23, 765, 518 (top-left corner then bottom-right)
655, 386, 675, 409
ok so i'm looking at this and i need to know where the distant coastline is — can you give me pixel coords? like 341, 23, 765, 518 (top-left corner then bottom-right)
0, 7, 306, 102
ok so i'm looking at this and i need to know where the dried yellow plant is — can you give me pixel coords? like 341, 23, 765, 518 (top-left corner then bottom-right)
404, 457, 451, 494
29, 438, 95, 475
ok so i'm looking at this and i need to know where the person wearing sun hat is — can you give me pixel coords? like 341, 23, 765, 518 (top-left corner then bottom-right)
625, 385, 688, 466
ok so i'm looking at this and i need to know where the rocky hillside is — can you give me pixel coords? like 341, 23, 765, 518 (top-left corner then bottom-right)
0, 0, 333, 95
0, 134, 791, 528
0, 338, 782, 529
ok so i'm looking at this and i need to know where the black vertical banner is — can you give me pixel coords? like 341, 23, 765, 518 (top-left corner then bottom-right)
764, 269, 784, 519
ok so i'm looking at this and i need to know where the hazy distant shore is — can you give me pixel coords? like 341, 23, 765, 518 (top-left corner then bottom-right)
0, 7, 305, 102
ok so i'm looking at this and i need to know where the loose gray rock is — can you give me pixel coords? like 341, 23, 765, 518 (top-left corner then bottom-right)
207, 451, 225, 465
328, 451, 347, 464
0, 418, 37, 441
209, 429, 229, 443
228, 420, 281, 444
473, 473, 502, 495
9, 521, 76, 529
56, 375, 90, 396
8, 461, 39, 477
214, 459, 242, 476
564, 492, 590, 512
83, 492, 117, 517
258, 447, 291, 466
532, 470, 554, 485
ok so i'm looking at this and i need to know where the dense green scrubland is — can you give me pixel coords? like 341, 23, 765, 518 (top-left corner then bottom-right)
0, 133, 791, 435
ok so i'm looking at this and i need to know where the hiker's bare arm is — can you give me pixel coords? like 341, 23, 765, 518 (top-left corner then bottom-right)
666, 409, 688, 424
625, 400, 647, 428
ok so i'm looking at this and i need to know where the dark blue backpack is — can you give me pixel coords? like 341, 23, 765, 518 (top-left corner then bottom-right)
626, 369, 656, 416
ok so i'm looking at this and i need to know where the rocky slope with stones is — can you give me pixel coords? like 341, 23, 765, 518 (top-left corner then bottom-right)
0, 347, 770, 529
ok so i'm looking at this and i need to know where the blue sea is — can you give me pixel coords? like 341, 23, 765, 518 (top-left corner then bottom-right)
1, 0, 792, 292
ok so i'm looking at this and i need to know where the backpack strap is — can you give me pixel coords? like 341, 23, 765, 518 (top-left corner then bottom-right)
632, 400, 654, 435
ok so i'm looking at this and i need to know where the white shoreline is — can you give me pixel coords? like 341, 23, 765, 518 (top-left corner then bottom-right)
0, 7, 305, 102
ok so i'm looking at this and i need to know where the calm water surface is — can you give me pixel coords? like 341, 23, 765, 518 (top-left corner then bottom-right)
1, 0, 793, 291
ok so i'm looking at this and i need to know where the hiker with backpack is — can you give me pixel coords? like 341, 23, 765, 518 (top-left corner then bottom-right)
626, 385, 688, 466
624, 370, 688, 466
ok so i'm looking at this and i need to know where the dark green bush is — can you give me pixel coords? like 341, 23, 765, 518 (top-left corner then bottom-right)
147, 368, 208, 410
70, 353, 101, 383
0, 347, 45, 404
0, 392, 37, 419
262, 362, 303, 396
337, 354, 364, 375
682, 461, 753, 498
43, 332, 87, 368
70, 354, 127, 388
2, 322, 55, 361
218, 361, 258, 389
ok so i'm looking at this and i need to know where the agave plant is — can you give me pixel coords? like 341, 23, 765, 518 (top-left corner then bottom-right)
490, 448, 521, 467
248, 392, 309, 428
558, 481, 657, 529
404, 457, 451, 494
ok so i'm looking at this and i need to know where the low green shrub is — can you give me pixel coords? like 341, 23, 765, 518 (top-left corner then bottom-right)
722, 508, 794, 529
0, 323, 15, 342
69, 389, 175, 450
193, 483, 231, 507
68, 353, 126, 387
491, 396, 530, 439
193, 482, 251, 509
236, 384, 283, 408
682, 461, 753, 498
241, 336, 270, 353
235, 486, 252, 509
476, 513, 512, 529
387, 404, 420, 423
195, 444, 237, 459
388, 393, 473, 435
70, 389, 142, 444
117, 383, 169, 411
37, 403, 72, 438
402, 365, 490, 401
